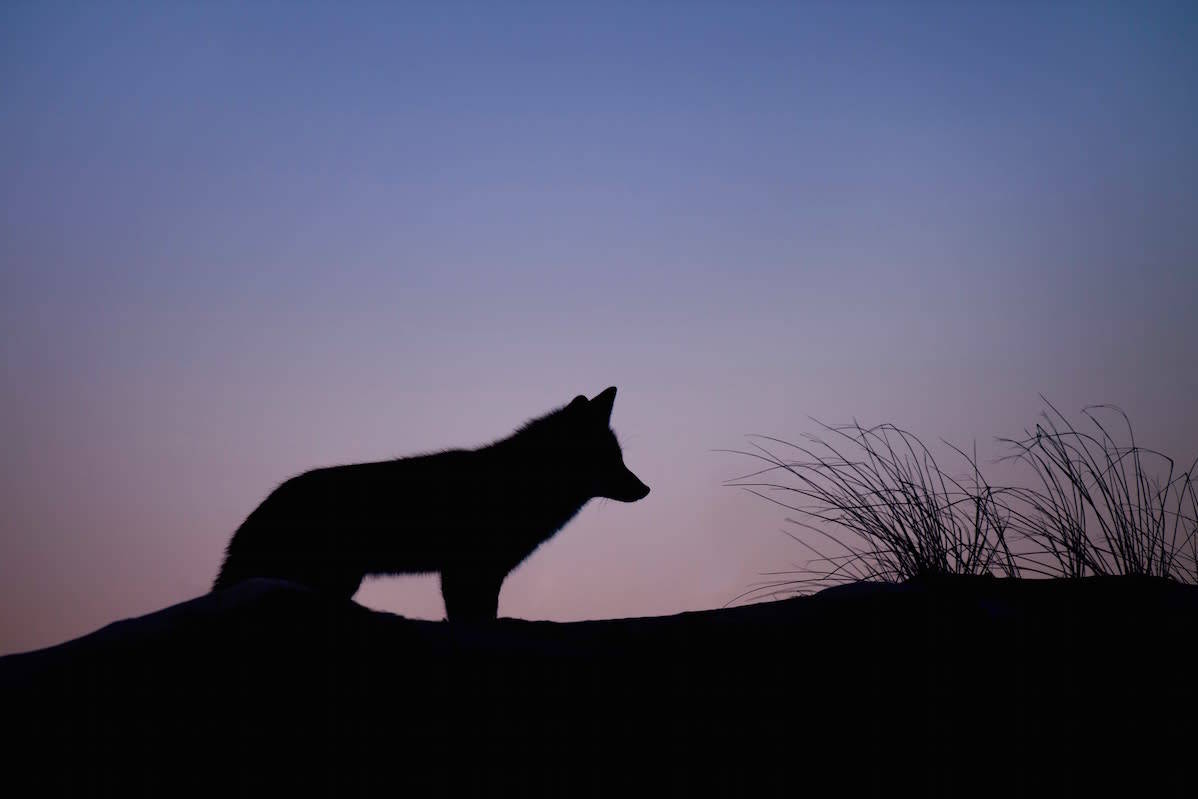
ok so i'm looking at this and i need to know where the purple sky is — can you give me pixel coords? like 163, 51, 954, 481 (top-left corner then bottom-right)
3, 3, 1197, 654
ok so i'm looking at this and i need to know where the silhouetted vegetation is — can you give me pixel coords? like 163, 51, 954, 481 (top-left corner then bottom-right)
723, 423, 1017, 599
1002, 400, 1198, 583
727, 399, 1198, 599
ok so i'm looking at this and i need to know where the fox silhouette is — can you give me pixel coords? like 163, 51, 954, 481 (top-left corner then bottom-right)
213, 387, 650, 621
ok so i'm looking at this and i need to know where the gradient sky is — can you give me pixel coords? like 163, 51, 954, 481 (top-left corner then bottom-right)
3, 2, 1196, 654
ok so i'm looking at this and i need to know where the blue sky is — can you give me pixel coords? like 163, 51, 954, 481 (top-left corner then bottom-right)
3, 2, 1196, 652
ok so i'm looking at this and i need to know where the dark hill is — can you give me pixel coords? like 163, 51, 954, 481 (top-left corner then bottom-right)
3, 576, 1196, 797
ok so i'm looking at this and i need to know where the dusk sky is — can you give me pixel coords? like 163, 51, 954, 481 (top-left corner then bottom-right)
3, 3, 1196, 654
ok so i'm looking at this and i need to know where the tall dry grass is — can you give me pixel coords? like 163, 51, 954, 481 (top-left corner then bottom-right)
723, 421, 1016, 602
727, 400, 1197, 601
1001, 400, 1198, 582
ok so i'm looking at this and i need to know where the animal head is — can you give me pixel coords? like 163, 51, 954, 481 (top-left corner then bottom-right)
550, 386, 651, 503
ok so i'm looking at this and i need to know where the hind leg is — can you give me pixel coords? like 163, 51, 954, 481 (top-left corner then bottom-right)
288, 563, 364, 600
322, 570, 365, 600
440, 568, 504, 623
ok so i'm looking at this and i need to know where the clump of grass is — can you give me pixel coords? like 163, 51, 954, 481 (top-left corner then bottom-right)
1001, 399, 1198, 583
1177, 474, 1198, 583
722, 421, 1018, 601
727, 401, 1198, 602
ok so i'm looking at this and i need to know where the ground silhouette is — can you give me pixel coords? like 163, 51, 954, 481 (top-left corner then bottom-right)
214, 387, 649, 621
3, 575, 1195, 797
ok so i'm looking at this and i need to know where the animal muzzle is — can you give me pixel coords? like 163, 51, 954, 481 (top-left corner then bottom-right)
605, 466, 651, 502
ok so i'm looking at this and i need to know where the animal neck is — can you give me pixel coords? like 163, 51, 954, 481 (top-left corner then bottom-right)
478, 437, 592, 524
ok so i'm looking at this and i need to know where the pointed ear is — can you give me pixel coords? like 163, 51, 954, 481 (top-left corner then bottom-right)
567, 394, 588, 412
590, 386, 617, 424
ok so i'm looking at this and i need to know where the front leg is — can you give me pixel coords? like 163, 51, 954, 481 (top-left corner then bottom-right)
440, 567, 505, 623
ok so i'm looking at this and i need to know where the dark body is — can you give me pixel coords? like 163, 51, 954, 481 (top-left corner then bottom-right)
213, 387, 649, 621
